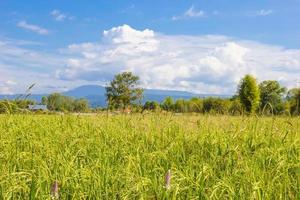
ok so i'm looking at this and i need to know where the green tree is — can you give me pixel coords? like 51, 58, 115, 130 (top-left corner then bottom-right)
259, 80, 286, 114
45, 93, 64, 111
45, 93, 73, 112
188, 97, 203, 113
238, 74, 260, 114
73, 99, 90, 112
174, 99, 188, 113
41, 96, 47, 105
286, 88, 300, 115
143, 101, 160, 111
44, 94, 90, 112
105, 72, 144, 110
229, 99, 243, 115
161, 96, 174, 111
203, 97, 230, 114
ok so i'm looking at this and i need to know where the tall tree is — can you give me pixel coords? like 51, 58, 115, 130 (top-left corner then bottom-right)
259, 80, 286, 114
45, 93, 74, 112
143, 101, 160, 111
43, 93, 90, 112
287, 88, 300, 115
73, 99, 90, 112
203, 97, 230, 114
174, 99, 187, 113
105, 72, 143, 110
188, 97, 203, 113
238, 74, 260, 114
161, 96, 174, 111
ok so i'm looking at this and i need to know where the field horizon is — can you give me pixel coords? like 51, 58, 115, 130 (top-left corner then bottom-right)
1, 1, 300, 199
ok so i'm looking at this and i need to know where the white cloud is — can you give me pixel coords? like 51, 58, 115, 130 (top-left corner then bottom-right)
0, 80, 17, 94
0, 38, 73, 94
1, 25, 300, 95
253, 9, 274, 16
56, 25, 300, 94
50, 10, 73, 21
185, 6, 205, 18
17, 21, 49, 35
172, 6, 205, 21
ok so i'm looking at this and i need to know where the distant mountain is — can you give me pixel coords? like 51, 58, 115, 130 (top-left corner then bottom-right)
144, 89, 194, 96
63, 85, 106, 97
0, 85, 230, 107
63, 85, 196, 97
62, 85, 217, 107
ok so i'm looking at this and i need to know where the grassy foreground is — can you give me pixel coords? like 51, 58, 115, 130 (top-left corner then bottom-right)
0, 114, 299, 199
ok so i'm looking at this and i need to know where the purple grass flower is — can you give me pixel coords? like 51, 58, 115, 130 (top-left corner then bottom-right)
165, 169, 171, 189
50, 181, 59, 199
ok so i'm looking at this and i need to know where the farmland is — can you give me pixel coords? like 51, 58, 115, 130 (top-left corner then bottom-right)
0, 114, 299, 199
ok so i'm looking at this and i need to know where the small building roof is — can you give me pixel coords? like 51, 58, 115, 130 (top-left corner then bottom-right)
28, 105, 48, 110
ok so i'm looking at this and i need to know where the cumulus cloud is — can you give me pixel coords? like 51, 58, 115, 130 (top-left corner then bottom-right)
0, 38, 72, 94
1, 25, 300, 95
17, 21, 49, 35
172, 6, 205, 21
56, 24, 300, 94
50, 10, 73, 21
0, 80, 17, 94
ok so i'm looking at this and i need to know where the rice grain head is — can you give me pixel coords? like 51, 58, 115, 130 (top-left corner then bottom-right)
50, 181, 59, 199
165, 169, 171, 190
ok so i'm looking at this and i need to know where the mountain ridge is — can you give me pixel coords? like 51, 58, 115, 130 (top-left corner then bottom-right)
0, 85, 230, 107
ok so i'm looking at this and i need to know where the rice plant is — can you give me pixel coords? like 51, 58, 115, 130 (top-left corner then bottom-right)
0, 114, 299, 199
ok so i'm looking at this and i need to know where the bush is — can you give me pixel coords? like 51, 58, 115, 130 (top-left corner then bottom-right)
203, 98, 230, 114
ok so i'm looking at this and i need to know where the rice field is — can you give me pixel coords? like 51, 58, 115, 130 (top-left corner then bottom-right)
0, 114, 299, 199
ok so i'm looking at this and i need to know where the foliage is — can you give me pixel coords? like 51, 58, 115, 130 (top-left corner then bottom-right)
42, 93, 90, 112
2, 73, 300, 116
105, 72, 143, 110
174, 99, 189, 113
286, 88, 300, 115
0, 114, 299, 199
203, 97, 230, 114
188, 97, 203, 113
229, 99, 243, 115
0, 100, 18, 114
73, 99, 90, 113
160, 96, 174, 111
259, 80, 286, 114
14, 99, 35, 109
238, 74, 260, 114
143, 101, 160, 111
41, 96, 47, 105
0, 99, 34, 114
44, 93, 74, 112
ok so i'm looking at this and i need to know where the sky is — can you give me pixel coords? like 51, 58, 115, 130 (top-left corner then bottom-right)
0, 0, 300, 95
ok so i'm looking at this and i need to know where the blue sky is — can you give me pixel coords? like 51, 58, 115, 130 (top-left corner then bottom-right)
0, 0, 300, 94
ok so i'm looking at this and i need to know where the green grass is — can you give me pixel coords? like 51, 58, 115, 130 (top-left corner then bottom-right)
0, 114, 299, 199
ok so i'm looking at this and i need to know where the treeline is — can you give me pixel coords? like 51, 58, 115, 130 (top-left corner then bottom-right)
0, 72, 299, 115
41, 93, 89, 112
0, 93, 90, 114
143, 79, 300, 116
0, 99, 35, 114
106, 72, 300, 116
143, 95, 298, 115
